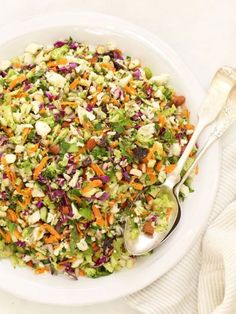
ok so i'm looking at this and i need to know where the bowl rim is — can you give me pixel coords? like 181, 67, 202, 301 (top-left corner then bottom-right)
0, 11, 221, 306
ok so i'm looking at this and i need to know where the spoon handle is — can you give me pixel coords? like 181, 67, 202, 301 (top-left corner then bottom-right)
175, 86, 236, 195
164, 66, 236, 189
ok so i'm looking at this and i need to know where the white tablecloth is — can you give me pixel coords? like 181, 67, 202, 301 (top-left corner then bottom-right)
0, 1, 235, 313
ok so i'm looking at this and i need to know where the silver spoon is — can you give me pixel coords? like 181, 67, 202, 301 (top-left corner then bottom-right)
124, 66, 236, 256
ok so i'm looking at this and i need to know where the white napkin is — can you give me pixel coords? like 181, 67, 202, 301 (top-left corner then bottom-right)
125, 142, 236, 314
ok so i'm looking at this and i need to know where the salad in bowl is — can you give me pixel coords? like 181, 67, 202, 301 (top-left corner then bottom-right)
0, 38, 196, 279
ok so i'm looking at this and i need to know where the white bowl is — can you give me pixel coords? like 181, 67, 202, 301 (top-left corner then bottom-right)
0, 12, 220, 306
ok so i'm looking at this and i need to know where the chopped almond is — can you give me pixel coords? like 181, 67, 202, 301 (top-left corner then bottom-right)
143, 221, 154, 236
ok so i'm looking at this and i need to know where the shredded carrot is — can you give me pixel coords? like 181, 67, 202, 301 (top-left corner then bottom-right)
81, 179, 103, 194
39, 107, 46, 114
110, 141, 118, 148
47, 61, 57, 68
165, 164, 176, 173
7, 209, 18, 222
91, 164, 105, 176
145, 194, 153, 203
92, 205, 105, 226
22, 128, 31, 144
91, 242, 99, 251
155, 161, 163, 172
5, 232, 12, 244
130, 182, 143, 191
14, 229, 21, 240
166, 207, 173, 220
70, 78, 80, 90
57, 57, 68, 65
33, 156, 49, 180
79, 269, 85, 276
101, 63, 115, 72
85, 138, 97, 151
15, 92, 28, 98
102, 95, 110, 103
146, 167, 157, 184
17, 194, 31, 210
12, 62, 22, 68
42, 224, 61, 240
35, 267, 49, 274
89, 56, 98, 64
185, 123, 194, 130
61, 206, 70, 215
9, 74, 26, 90
26, 261, 34, 268
182, 108, 190, 118
27, 143, 39, 156
2, 126, 14, 138
158, 114, 166, 126
73, 196, 82, 205
124, 85, 136, 95
44, 235, 59, 244
108, 213, 114, 225
76, 223, 83, 236
124, 94, 130, 102
60, 101, 77, 108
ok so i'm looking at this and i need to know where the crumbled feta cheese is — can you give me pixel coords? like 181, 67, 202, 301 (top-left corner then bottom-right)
154, 89, 164, 99
46, 71, 66, 88
32, 91, 44, 103
147, 159, 156, 168
46, 212, 55, 224
68, 171, 80, 188
28, 211, 41, 225
23, 53, 33, 65
180, 184, 190, 198
186, 129, 194, 135
77, 238, 89, 251
150, 74, 169, 85
72, 258, 83, 268
25, 43, 42, 54
35, 121, 51, 137
15, 145, 25, 153
77, 105, 95, 123
71, 203, 81, 219
63, 173, 71, 181
54, 243, 64, 256
158, 170, 167, 183
128, 59, 140, 70
181, 138, 188, 145
33, 227, 45, 241
32, 186, 45, 198
169, 143, 181, 157
130, 168, 142, 177
0, 60, 11, 71
35, 50, 45, 64
5, 154, 16, 164
134, 200, 146, 216
96, 45, 106, 54
115, 171, 122, 181
111, 203, 120, 214
137, 123, 156, 138
106, 41, 116, 51
151, 100, 160, 109
32, 101, 40, 114
118, 74, 132, 88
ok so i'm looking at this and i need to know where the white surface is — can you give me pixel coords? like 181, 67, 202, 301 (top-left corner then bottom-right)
0, 0, 235, 313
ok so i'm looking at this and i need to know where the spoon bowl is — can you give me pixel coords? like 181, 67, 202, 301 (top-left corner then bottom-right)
124, 185, 180, 256
124, 68, 236, 256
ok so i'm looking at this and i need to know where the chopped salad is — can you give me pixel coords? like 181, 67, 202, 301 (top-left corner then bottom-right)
0, 38, 197, 279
